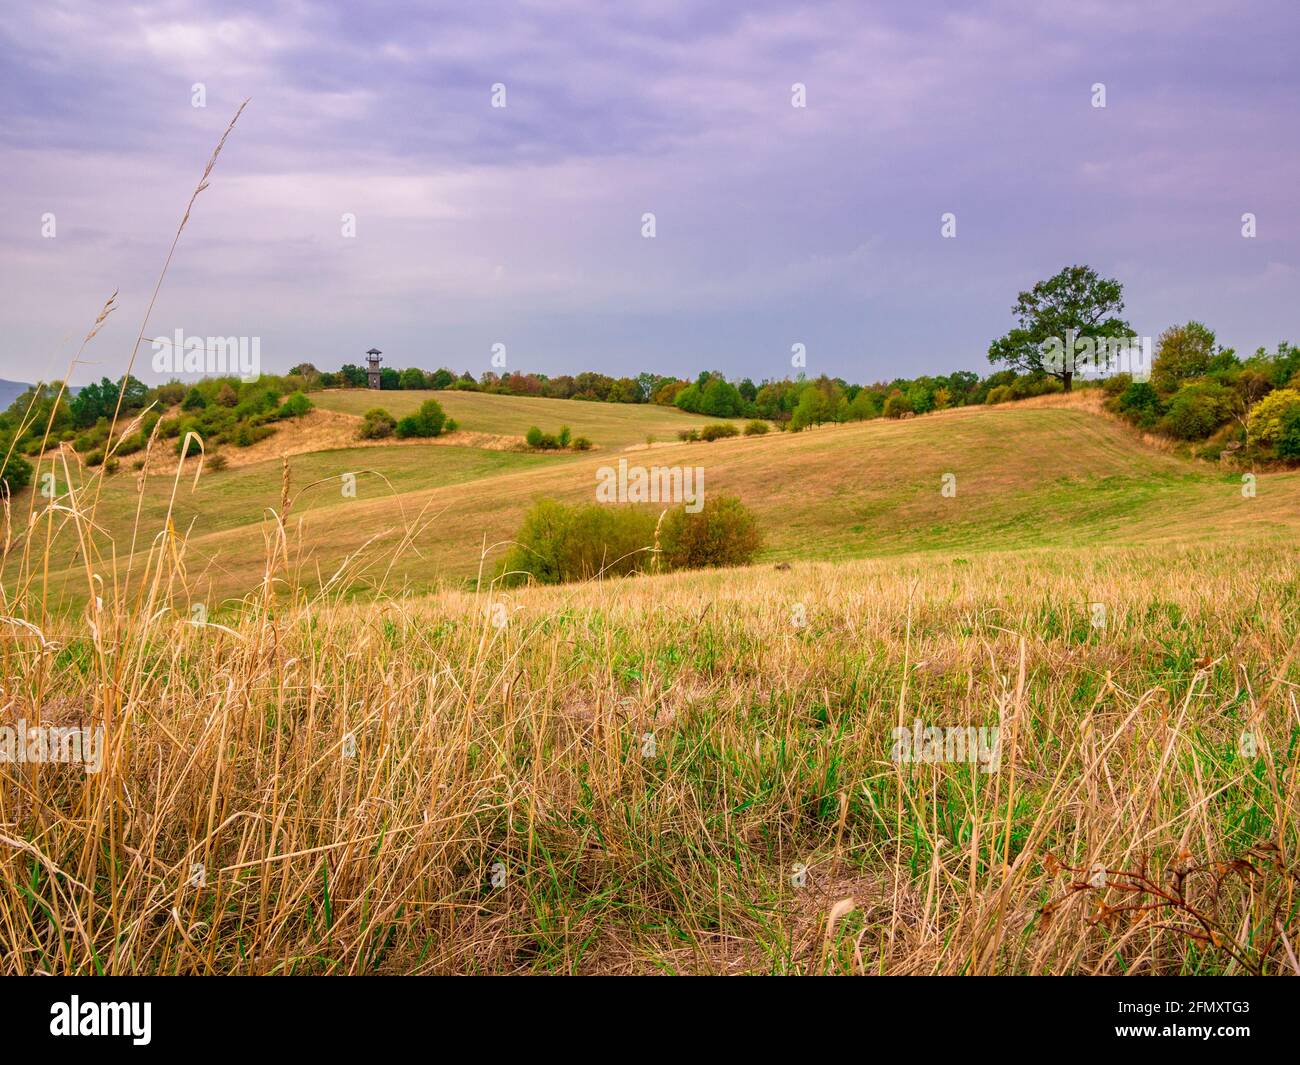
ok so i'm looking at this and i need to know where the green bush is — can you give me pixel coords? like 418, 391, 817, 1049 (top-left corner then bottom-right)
659, 495, 762, 571
677, 428, 700, 442
0, 448, 33, 492
358, 408, 396, 439
523, 424, 573, 450
699, 422, 740, 442
572, 436, 592, 451
985, 385, 1012, 405
395, 399, 448, 439
501, 500, 656, 585
1102, 373, 1132, 397
233, 423, 274, 448
1116, 381, 1162, 428
1009, 374, 1063, 400
1160, 381, 1233, 440
277, 391, 314, 419
743, 420, 770, 436
1247, 388, 1300, 450
883, 392, 914, 418
1278, 407, 1300, 460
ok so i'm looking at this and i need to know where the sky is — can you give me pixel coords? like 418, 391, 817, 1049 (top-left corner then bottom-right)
1, 0, 1297, 387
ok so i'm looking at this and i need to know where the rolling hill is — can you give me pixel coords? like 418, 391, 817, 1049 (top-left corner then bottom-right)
313, 388, 746, 449
14, 391, 1299, 611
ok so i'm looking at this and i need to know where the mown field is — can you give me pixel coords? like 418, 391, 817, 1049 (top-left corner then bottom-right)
314, 388, 745, 449
1, 394, 1298, 974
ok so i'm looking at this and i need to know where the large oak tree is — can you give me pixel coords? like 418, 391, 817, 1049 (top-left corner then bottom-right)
988, 265, 1132, 391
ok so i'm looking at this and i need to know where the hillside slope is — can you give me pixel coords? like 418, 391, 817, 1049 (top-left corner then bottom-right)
16, 397, 1298, 610
313, 388, 745, 449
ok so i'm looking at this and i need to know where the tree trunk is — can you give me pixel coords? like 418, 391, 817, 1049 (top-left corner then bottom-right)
1062, 371, 1073, 392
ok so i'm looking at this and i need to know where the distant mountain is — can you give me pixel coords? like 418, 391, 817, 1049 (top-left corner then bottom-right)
0, 379, 32, 409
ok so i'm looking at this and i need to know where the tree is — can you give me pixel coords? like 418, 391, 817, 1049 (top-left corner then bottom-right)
69, 375, 147, 427
988, 265, 1132, 391
399, 367, 426, 390
790, 385, 832, 430
1151, 322, 1217, 393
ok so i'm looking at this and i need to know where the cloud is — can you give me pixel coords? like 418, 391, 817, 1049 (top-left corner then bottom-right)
0, 0, 1296, 384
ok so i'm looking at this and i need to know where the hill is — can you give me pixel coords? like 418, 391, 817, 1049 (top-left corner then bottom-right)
0, 378, 32, 409
15, 393, 1299, 610
313, 388, 746, 450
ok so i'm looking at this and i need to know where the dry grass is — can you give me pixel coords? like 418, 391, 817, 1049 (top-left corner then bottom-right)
2, 520, 1297, 974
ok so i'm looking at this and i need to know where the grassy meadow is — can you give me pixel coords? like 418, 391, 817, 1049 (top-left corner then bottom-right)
2, 389, 1299, 974
314, 387, 747, 449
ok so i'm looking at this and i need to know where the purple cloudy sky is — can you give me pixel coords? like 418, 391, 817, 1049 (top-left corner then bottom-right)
1, 0, 1297, 386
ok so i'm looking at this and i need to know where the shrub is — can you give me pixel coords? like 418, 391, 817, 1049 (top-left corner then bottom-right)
501, 500, 656, 585
207, 453, 229, 471
1102, 373, 1132, 397
523, 425, 573, 450
393, 400, 448, 438
883, 392, 914, 418
985, 385, 1012, 405
677, 428, 700, 442
659, 495, 762, 571
1278, 408, 1300, 461
1009, 374, 1064, 400
0, 449, 33, 492
743, 420, 770, 436
1116, 381, 1162, 428
699, 422, 739, 441
359, 408, 396, 440
524, 425, 558, 449
181, 387, 207, 411
572, 436, 592, 451
277, 391, 314, 419
234, 388, 280, 421
1160, 381, 1233, 440
233, 424, 274, 448
1242, 390, 1300, 452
